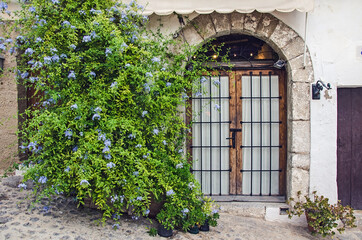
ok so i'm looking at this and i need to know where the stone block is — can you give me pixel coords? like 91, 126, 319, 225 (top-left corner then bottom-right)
243, 11, 262, 34
288, 167, 309, 199
289, 120, 310, 153
210, 12, 231, 36
192, 14, 216, 40
290, 82, 310, 120
270, 21, 298, 49
182, 24, 203, 46
256, 14, 279, 39
230, 12, 245, 33
281, 36, 305, 61
287, 53, 314, 83
288, 153, 310, 171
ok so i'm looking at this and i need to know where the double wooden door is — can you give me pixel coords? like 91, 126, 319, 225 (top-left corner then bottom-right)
189, 70, 286, 197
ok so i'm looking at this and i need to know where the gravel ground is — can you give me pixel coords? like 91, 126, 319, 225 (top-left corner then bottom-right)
1, 176, 362, 240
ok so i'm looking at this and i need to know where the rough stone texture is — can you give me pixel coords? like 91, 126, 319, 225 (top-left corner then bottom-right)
191, 15, 216, 40
289, 82, 310, 121
2, 175, 23, 188
281, 37, 305, 61
289, 120, 310, 154
288, 153, 310, 171
288, 167, 309, 199
270, 21, 299, 49
243, 11, 263, 34
181, 23, 204, 46
256, 14, 279, 39
230, 12, 245, 34
287, 52, 314, 83
0, 25, 19, 175
210, 12, 231, 36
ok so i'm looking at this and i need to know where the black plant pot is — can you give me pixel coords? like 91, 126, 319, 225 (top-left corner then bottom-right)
199, 220, 210, 232
158, 224, 173, 238
187, 225, 200, 234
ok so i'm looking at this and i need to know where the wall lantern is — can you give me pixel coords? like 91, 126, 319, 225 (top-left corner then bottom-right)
312, 79, 331, 100
0, 56, 4, 72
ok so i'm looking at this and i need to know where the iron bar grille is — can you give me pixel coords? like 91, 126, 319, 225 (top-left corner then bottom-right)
191, 76, 230, 195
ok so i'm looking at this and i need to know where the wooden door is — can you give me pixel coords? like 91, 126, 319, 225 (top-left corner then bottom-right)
190, 70, 286, 197
337, 88, 362, 209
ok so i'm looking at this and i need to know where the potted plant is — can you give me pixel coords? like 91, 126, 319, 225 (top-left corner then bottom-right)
287, 191, 356, 237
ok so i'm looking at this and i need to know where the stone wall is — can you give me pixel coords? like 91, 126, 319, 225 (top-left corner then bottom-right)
0, 25, 19, 174
172, 12, 313, 199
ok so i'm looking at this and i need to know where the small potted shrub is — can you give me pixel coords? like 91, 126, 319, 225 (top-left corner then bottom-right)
287, 191, 356, 237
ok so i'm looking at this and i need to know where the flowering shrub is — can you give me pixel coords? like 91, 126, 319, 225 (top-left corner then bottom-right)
1, 0, 221, 232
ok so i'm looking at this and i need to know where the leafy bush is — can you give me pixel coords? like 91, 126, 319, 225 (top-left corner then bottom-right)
1, 0, 221, 231
288, 191, 356, 237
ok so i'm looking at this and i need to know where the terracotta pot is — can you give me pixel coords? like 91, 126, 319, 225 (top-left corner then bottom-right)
305, 212, 317, 233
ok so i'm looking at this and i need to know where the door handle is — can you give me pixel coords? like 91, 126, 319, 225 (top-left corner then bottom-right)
227, 128, 241, 149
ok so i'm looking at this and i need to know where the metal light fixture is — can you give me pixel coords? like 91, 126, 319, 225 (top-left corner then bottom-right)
0, 56, 4, 72
312, 79, 331, 100
273, 59, 286, 69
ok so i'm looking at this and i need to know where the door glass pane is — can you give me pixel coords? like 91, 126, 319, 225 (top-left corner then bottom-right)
241, 74, 279, 195
192, 76, 229, 195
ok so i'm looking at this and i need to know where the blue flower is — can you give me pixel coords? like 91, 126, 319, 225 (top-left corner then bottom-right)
104, 139, 111, 147
151, 57, 160, 63
143, 153, 149, 159
38, 19, 47, 26
33, 61, 43, 69
145, 72, 153, 78
51, 54, 59, 62
125, 63, 131, 68
93, 21, 99, 26
50, 48, 57, 54
0, 43, 5, 51
214, 104, 220, 110
212, 209, 219, 214
120, 42, 128, 51
35, 37, 42, 43
98, 133, 106, 141
90, 71, 96, 78
64, 128, 73, 139
166, 189, 175, 196
80, 179, 89, 186
92, 114, 101, 120
128, 133, 135, 139
182, 93, 189, 100
133, 171, 139, 176
82, 36, 91, 42
195, 92, 202, 97
166, 82, 171, 87
0, 2, 8, 11
135, 144, 142, 148
72, 146, 78, 152
9, 47, 15, 54
69, 44, 76, 50
5, 38, 12, 43
70, 25, 76, 29
112, 224, 120, 230
70, 104, 78, 110
79, 132, 83, 136
176, 163, 183, 169
136, 196, 142, 201
188, 182, 195, 189
110, 195, 118, 203
79, 10, 85, 15
68, 71, 76, 79
102, 146, 110, 153
16, 35, 25, 43
142, 111, 148, 117
109, 17, 115, 22
144, 83, 150, 92
51, 0, 59, 4
162, 140, 167, 145
153, 128, 159, 135
144, 209, 150, 215
178, 149, 183, 154
110, 82, 117, 88
106, 162, 115, 169
44, 56, 52, 65
94, 107, 102, 113
21, 71, 29, 79
181, 208, 189, 216
90, 31, 97, 38
105, 48, 112, 57
62, 20, 70, 26
104, 153, 112, 160
29, 77, 38, 83
38, 176, 47, 184
213, 79, 220, 85
64, 166, 70, 172
200, 76, 207, 83
18, 183, 27, 189
28, 6, 36, 13
27, 60, 34, 65
60, 54, 67, 58
25, 48, 34, 56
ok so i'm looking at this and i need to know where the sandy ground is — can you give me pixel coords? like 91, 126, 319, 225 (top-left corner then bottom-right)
1, 176, 362, 240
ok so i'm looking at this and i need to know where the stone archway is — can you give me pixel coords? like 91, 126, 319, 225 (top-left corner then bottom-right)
180, 12, 313, 199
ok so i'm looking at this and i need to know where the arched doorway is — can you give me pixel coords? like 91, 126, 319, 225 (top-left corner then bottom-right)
189, 34, 286, 200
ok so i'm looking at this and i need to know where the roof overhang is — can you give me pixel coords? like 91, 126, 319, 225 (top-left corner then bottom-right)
125, 0, 314, 15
